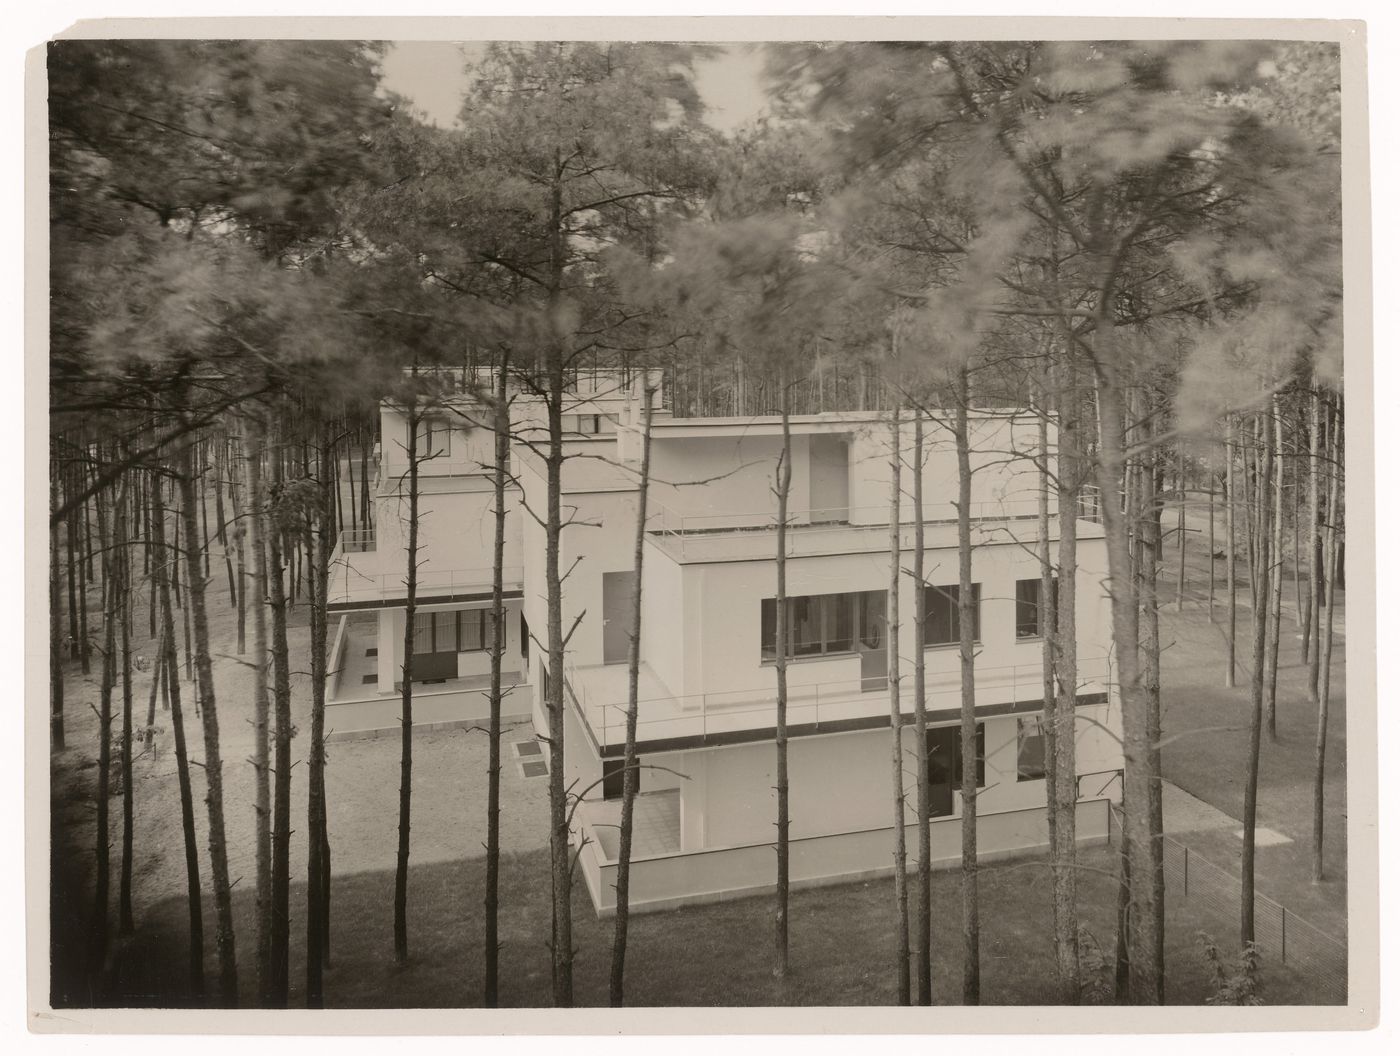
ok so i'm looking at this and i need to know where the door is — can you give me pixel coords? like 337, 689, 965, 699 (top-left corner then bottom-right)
602, 571, 637, 665
412, 611, 459, 682
926, 726, 958, 817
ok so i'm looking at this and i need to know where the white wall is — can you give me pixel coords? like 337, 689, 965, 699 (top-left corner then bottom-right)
670, 533, 1113, 701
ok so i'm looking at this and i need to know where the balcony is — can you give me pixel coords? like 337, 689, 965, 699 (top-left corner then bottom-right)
646, 500, 1064, 563
327, 559, 525, 610
564, 654, 1113, 756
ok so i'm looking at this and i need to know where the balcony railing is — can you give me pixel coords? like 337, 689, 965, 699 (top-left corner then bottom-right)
565, 653, 1114, 751
339, 528, 377, 554
327, 563, 525, 607
649, 499, 1043, 560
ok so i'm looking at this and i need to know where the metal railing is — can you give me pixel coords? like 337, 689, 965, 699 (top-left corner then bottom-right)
1108, 805, 1347, 1004
649, 499, 1046, 559
328, 562, 524, 605
339, 528, 377, 553
566, 653, 1113, 749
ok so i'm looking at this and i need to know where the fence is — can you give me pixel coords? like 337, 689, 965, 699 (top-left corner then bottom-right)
1109, 806, 1347, 1004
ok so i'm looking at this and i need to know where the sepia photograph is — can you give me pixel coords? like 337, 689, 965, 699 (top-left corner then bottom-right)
28, 16, 1375, 1030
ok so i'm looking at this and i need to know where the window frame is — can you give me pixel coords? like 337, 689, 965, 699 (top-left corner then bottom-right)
1016, 714, 1047, 781
926, 722, 986, 796
1015, 577, 1059, 641
923, 582, 982, 648
761, 590, 882, 662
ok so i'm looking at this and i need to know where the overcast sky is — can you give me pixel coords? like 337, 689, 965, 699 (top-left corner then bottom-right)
378, 41, 772, 133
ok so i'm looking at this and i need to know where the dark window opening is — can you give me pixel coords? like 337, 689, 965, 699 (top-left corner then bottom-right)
762, 590, 885, 661
603, 758, 628, 800
924, 583, 981, 646
1016, 577, 1059, 640
1017, 716, 1046, 780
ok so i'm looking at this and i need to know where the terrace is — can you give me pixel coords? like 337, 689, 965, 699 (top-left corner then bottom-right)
564, 653, 1114, 757
646, 499, 1103, 563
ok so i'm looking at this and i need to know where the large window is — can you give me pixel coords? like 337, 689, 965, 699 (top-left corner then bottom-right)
1017, 715, 1046, 780
761, 590, 884, 660
1015, 577, 1059, 640
412, 416, 451, 458
924, 583, 981, 646
926, 723, 986, 792
412, 609, 495, 654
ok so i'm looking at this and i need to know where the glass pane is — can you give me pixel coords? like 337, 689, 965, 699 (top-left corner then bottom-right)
926, 585, 956, 645
413, 613, 433, 653
792, 596, 822, 656
1016, 579, 1040, 638
826, 593, 853, 653
761, 598, 777, 659
858, 590, 885, 649
435, 613, 456, 653
1018, 716, 1046, 779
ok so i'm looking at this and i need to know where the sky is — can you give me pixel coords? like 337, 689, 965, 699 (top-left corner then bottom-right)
378, 41, 772, 134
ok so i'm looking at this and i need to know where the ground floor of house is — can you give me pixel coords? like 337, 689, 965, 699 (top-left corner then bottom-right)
324, 596, 533, 738
551, 695, 1123, 916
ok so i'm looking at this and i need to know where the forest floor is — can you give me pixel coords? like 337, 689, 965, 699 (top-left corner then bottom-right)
1156, 505, 1349, 939
47, 501, 1351, 1007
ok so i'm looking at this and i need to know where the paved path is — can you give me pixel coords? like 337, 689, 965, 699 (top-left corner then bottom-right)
1163, 780, 1292, 847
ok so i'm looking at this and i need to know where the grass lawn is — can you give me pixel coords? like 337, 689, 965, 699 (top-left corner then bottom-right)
64, 840, 1330, 1008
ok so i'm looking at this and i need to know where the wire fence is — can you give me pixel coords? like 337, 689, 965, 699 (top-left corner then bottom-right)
1109, 806, 1347, 1005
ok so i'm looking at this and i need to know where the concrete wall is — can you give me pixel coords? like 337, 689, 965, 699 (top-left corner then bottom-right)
847, 413, 1047, 523
578, 796, 1113, 917
673, 533, 1113, 702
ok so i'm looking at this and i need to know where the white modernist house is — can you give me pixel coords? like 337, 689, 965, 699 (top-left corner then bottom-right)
326, 369, 1123, 916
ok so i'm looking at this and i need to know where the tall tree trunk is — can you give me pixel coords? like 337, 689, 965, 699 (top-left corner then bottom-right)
543, 170, 574, 1008
886, 402, 910, 1006
176, 421, 239, 1004
245, 416, 274, 999
228, 434, 248, 656
118, 488, 135, 938
1175, 445, 1187, 610
772, 372, 793, 981
1264, 396, 1285, 741
610, 380, 656, 1007
911, 408, 932, 1006
484, 356, 511, 1008
90, 477, 116, 982
151, 467, 204, 996
1137, 410, 1166, 1004
1090, 344, 1158, 1004
1241, 410, 1275, 947
1306, 390, 1323, 679
395, 398, 421, 966
1225, 419, 1238, 688
954, 365, 980, 1005
1312, 394, 1342, 881
78, 485, 91, 675
50, 471, 65, 750
306, 418, 334, 1007
1052, 361, 1082, 1003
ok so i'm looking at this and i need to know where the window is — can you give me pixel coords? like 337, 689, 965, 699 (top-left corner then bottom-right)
565, 413, 603, 435
924, 583, 981, 646
413, 610, 494, 654
456, 609, 496, 652
412, 416, 451, 458
761, 590, 882, 660
926, 723, 986, 792
1016, 578, 1059, 640
1017, 715, 1046, 781
602, 759, 627, 800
